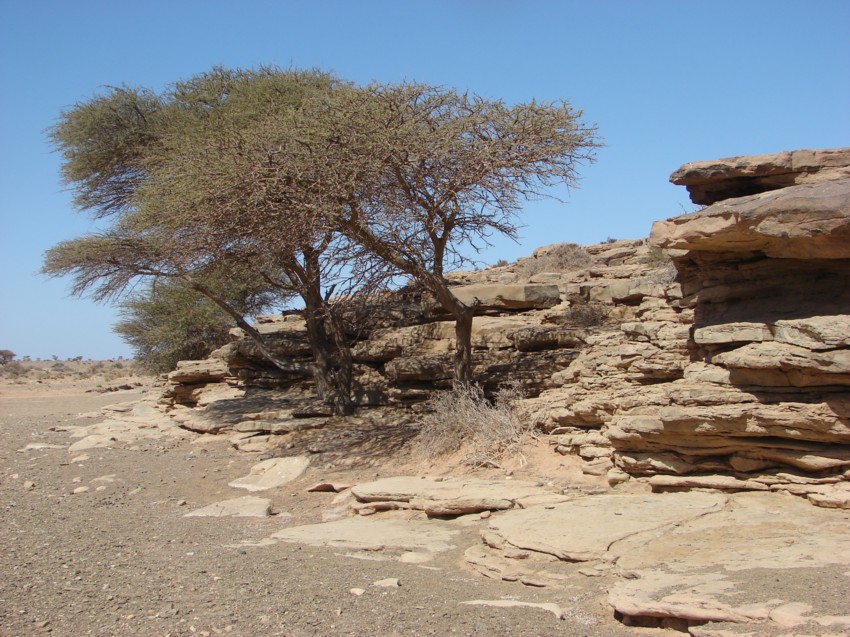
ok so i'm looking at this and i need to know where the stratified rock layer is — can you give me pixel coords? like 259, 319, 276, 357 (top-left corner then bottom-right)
160, 147, 850, 504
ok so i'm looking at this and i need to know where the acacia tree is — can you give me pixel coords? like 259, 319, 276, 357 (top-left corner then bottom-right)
296, 83, 599, 383
115, 270, 277, 374
44, 68, 379, 414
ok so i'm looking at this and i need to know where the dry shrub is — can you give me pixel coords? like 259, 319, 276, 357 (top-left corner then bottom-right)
517, 243, 592, 278
417, 383, 537, 469
0, 361, 28, 378
563, 302, 609, 327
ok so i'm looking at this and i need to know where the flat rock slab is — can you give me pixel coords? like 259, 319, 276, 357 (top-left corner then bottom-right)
460, 600, 567, 620
228, 456, 310, 492
184, 496, 272, 518
471, 489, 850, 631
351, 476, 568, 516
484, 491, 725, 562
271, 516, 460, 554
65, 413, 188, 452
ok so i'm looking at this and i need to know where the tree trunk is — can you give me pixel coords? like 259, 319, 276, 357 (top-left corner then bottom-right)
453, 305, 474, 385
300, 258, 354, 416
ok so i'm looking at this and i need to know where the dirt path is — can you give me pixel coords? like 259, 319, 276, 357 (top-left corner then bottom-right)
0, 385, 637, 637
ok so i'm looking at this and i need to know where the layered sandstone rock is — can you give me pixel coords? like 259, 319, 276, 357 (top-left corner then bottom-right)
160, 147, 850, 505
670, 147, 850, 205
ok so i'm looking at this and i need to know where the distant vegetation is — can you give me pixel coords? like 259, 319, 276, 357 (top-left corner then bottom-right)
0, 357, 142, 384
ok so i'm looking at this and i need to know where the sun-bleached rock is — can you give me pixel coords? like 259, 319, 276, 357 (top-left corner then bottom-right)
460, 600, 567, 620
270, 516, 460, 554
483, 492, 725, 563
184, 496, 272, 518
228, 456, 310, 492
651, 178, 850, 259
607, 491, 850, 628
168, 359, 231, 383
351, 476, 566, 516
670, 147, 850, 205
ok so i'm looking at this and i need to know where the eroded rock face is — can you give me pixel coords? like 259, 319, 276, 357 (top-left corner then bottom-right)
652, 178, 850, 259
670, 147, 850, 205
159, 147, 850, 505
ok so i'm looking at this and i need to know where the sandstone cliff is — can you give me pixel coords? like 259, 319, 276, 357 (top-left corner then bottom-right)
161, 147, 850, 508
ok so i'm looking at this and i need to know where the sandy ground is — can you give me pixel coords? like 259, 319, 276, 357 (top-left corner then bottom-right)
3, 377, 848, 637
0, 378, 645, 637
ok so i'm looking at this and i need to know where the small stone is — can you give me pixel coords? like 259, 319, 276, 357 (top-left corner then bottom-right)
350, 588, 366, 596
372, 578, 400, 587
70, 455, 89, 463
23, 481, 35, 490
72, 486, 89, 494
479, 510, 491, 519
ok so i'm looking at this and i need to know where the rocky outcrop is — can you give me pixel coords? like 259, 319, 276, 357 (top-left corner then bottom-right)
671, 147, 850, 205
611, 154, 849, 494
160, 147, 850, 506
521, 148, 850, 501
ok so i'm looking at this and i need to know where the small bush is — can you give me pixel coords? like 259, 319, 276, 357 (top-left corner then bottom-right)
0, 361, 27, 378
517, 243, 592, 278
642, 246, 677, 283
417, 383, 536, 469
642, 246, 669, 267
562, 302, 609, 327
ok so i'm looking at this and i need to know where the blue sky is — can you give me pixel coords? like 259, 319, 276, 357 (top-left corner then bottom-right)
1, 0, 848, 360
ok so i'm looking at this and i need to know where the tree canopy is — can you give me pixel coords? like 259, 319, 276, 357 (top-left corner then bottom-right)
45, 65, 598, 399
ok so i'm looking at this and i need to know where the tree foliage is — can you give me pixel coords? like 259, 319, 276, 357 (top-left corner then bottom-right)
45, 64, 598, 403
0, 350, 15, 365
45, 68, 374, 413
115, 276, 275, 374
226, 80, 599, 382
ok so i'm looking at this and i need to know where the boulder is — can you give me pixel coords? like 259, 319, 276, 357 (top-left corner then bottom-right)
168, 359, 230, 383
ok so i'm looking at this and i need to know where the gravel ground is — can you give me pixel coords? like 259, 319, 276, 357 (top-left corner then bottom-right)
4, 383, 847, 637
0, 384, 645, 637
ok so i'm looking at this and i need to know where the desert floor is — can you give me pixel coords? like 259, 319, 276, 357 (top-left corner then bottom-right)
0, 376, 641, 637
2, 375, 848, 637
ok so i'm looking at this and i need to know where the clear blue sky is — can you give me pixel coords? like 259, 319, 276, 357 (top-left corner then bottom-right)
1, 0, 848, 360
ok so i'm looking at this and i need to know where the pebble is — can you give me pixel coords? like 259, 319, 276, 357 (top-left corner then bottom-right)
23, 481, 35, 490
72, 486, 89, 494
349, 588, 365, 596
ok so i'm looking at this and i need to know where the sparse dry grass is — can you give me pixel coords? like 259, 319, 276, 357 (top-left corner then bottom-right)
517, 243, 593, 278
417, 382, 538, 469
